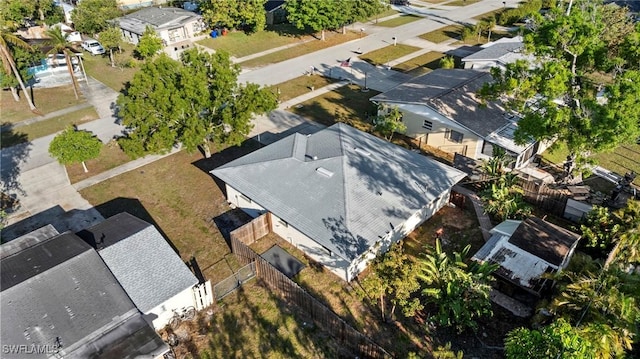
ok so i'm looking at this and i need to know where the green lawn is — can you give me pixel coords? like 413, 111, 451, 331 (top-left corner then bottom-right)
240, 31, 361, 68
81, 42, 140, 92
1, 107, 99, 148
267, 74, 337, 102
289, 84, 380, 132
419, 24, 462, 43
542, 142, 640, 185
368, 8, 400, 23
473, 8, 506, 21
197, 24, 307, 58
1, 85, 87, 123
66, 140, 132, 184
360, 44, 421, 66
446, 0, 482, 6
375, 14, 422, 27
392, 51, 447, 76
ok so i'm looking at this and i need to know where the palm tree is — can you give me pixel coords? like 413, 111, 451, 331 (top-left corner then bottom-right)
44, 27, 80, 99
0, 30, 37, 111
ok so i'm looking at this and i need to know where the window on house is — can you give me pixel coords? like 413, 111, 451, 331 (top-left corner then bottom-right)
446, 129, 464, 143
422, 120, 433, 131
482, 141, 494, 156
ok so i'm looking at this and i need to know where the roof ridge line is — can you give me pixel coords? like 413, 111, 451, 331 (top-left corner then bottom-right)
429, 70, 487, 101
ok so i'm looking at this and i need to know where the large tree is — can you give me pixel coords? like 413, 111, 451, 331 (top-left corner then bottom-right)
200, 0, 267, 33
49, 126, 102, 173
1, 0, 63, 29
117, 49, 277, 158
359, 242, 422, 322
284, 0, 346, 41
374, 105, 406, 141
135, 26, 163, 60
99, 26, 123, 67
480, 0, 640, 169
417, 239, 497, 332
0, 29, 37, 111
44, 27, 80, 99
71, 0, 122, 36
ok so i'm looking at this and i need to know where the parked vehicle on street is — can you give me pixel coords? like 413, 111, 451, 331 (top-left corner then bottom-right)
81, 39, 105, 55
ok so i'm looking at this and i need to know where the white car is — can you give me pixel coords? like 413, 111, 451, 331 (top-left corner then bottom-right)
81, 39, 105, 55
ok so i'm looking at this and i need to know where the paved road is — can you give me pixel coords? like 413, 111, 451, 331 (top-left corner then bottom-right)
1, 0, 516, 238
238, 0, 519, 87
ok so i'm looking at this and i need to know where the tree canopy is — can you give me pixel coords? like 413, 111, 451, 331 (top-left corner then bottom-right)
49, 126, 102, 173
71, 0, 122, 36
0, 0, 64, 30
117, 49, 277, 159
480, 0, 640, 167
135, 26, 163, 60
284, 0, 385, 40
200, 0, 267, 33
374, 105, 406, 141
99, 26, 123, 68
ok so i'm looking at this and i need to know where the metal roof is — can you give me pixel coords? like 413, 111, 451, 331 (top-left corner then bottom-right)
115, 7, 202, 35
0, 232, 158, 358
211, 123, 466, 261
370, 69, 512, 137
462, 37, 525, 62
81, 213, 199, 313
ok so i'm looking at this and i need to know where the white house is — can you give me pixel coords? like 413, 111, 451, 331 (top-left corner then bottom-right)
211, 123, 466, 281
78, 213, 199, 329
461, 36, 534, 70
472, 217, 581, 296
1, 227, 169, 358
370, 69, 551, 169
114, 7, 205, 46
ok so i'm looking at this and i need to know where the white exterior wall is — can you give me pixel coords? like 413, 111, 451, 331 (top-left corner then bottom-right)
145, 286, 196, 330
226, 184, 266, 218
272, 213, 351, 281
399, 108, 481, 158
346, 189, 452, 281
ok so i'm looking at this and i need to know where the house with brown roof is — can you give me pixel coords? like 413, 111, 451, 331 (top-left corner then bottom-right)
471, 217, 581, 296
370, 69, 552, 169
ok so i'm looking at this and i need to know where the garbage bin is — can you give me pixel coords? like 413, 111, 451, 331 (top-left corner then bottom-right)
210, 30, 218, 38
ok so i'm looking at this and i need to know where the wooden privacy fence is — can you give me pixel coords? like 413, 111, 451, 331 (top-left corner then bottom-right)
230, 213, 271, 246
229, 237, 392, 358
518, 179, 569, 217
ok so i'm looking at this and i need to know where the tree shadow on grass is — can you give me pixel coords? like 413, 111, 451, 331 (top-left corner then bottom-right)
0, 124, 31, 198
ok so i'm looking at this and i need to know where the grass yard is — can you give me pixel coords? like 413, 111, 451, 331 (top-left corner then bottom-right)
240, 31, 361, 68
289, 84, 380, 131
392, 51, 447, 76
473, 8, 506, 21
81, 42, 140, 92
66, 140, 132, 184
80, 144, 261, 284
368, 8, 400, 22
419, 24, 462, 43
542, 142, 640, 185
0, 107, 99, 149
197, 24, 308, 59
456, 29, 512, 46
1, 85, 86, 124
360, 44, 421, 66
167, 281, 348, 358
267, 74, 337, 102
446, 0, 482, 6
375, 14, 422, 27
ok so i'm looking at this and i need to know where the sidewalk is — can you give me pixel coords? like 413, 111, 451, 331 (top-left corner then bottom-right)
4, 102, 93, 130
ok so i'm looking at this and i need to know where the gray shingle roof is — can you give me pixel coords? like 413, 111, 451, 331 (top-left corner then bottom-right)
462, 41, 523, 61
211, 123, 466, 261
1, 233, 148, 358
370, 69, 509, 137
81, 213, 198, 313
116, 7, 201, 35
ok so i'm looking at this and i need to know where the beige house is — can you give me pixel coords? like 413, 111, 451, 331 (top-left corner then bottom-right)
114, 7, 205, 46
371, 69, 550, 169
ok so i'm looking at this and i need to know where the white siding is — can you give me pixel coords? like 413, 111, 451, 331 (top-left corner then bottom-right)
271, 213, 351, 281
145, 287, 196, 330
346, 189, 452, 281
226, 184, 265, 218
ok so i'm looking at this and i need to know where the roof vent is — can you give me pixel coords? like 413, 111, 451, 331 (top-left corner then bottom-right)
354, 148, 371, 156
316, 167, 334, 178
305, 154, 318, 161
